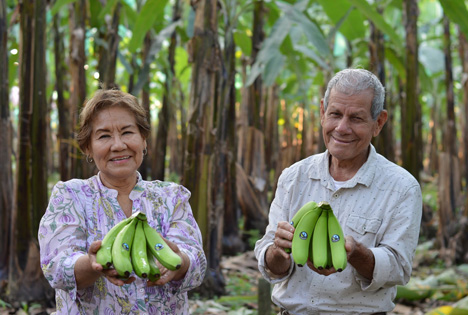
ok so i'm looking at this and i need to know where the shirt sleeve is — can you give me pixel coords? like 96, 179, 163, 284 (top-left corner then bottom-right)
38, 181, 88, 301
356, 184, 423, 291
164, 185, 207, 294
254, 170, 294, 284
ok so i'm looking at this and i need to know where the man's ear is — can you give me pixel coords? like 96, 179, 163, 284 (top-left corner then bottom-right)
320, 99, 325, 125
373, 110, 388, 137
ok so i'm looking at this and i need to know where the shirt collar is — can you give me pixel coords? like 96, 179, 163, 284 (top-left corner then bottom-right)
308, 145, 377, 188
93, 171, 145, 199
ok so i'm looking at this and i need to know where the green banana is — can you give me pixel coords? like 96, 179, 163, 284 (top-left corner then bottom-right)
96, 216, 134, 268
291, 206, 323, 266
289, 201, 318, 227
112, 217, 138, 278
326, 232, 333, 269
147, 249, 161, 282
142, 220, 182, 271
285, 201, 318, 254
131, 220, 151, 278
327, 208, 347, 272
311, 209, 329, 270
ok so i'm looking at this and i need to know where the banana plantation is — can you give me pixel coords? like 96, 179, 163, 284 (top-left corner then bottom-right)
1, 0, 468, 313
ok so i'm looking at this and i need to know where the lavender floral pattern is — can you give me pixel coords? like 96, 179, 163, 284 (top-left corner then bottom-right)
38, 172, 206, 314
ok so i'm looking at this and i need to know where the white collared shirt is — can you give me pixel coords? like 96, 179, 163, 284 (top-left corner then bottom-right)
254, 145, 422, 314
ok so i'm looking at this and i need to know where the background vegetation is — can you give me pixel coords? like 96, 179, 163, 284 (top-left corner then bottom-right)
1, 0, 468, 313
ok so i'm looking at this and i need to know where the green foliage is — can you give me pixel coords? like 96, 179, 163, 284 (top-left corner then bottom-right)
0, 299, 11, 308
50, 0, 78, 17
347, 0, 402, 51
317, 0, 366, 41
128, 0, 170, 53
438, 0, 468, 39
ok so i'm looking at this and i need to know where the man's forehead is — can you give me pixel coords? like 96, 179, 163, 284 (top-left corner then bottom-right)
330, 87, 373, 98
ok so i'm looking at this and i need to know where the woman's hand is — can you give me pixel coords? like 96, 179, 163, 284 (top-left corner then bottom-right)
146, 237, 190, 287
88, 240, 136, 286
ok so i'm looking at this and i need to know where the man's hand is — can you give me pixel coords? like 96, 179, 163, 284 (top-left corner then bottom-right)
265, 221, 295, 276
306, 261, 339, 276
306, 235, 374, 279
345, 235, 375, 280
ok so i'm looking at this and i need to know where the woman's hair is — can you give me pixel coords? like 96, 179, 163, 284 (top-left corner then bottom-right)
323, 68, 385, 120
76, 89, 150, 153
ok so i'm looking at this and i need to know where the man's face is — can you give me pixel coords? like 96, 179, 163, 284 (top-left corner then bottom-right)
320, 88, 387, 165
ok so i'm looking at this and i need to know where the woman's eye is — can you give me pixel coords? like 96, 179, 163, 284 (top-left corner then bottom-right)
98, 135, 110, 139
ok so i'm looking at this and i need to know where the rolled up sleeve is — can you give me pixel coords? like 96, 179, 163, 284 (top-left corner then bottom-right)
358, 184, 422, 291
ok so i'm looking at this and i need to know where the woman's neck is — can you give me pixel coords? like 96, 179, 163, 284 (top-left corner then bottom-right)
99, 173, 137, 196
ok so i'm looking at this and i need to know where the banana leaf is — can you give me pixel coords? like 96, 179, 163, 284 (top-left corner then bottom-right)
395, 284, 434, 301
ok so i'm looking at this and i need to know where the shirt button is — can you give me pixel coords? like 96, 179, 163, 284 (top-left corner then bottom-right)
139, 288, 145, 293
333, 193, 339, 198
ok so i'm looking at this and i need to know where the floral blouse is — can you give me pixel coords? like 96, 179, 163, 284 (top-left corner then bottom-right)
38, 172, 206, 315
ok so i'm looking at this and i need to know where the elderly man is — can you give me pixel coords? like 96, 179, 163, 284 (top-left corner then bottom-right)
254, 68, 422, 314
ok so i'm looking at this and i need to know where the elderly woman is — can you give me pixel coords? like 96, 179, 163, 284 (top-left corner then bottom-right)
39, 89, 206, 314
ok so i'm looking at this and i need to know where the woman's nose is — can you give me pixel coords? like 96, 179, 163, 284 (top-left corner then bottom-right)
111, 135, 127, 150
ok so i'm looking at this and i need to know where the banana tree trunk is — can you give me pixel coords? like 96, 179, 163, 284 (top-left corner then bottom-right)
183, 0, 224, 297
401, 0, 422, 183
152, 2, 181, 180
97, 2, 121, 89
53, 6, 72, 181
219, 9, 243, 256
69, 0, 90, 179
237, 0, 268, 237
0, 0, 12, 279
441, 15, 460, 212
369, 17, 395, 162
9, 0, 52, 302
140, 33, 151, 180
458, 29, 468, 197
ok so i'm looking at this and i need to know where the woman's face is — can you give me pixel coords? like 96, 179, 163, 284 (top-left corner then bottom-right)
87, 106, 146, 185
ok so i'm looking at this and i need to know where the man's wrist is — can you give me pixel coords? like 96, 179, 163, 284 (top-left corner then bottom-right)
265, 245, 290, 277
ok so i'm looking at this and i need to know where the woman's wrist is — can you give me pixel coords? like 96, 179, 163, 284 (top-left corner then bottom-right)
173, 252, 190, 281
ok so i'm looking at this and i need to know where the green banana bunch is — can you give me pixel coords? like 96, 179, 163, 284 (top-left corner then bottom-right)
112, 217, 138, 278
131, 220, 151, 278
311, 209, 329, 269
143, 220, 182, 271
284, 201, 318, 254
289, 201, 347, 272
147, 249, 161, 282
290, 204, 322, 266
327, 207, 347, 272
95, 210, 183, 279
96, 215, 134, 268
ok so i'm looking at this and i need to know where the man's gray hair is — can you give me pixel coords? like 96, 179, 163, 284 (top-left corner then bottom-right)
323, 68, 385, 120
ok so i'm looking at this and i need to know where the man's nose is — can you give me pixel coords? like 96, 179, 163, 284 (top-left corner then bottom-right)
335, 117, 351, 133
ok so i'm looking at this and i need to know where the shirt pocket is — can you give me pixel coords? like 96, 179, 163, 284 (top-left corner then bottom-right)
346, 214, 382, 235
